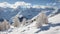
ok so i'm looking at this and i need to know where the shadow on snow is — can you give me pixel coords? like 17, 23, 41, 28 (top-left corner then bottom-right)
35, 23, 60, 33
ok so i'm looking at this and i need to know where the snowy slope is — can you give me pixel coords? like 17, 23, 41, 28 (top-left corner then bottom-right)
0, 2, 60, 33
49, 14, 60, 24
38, 26, 60, 34
0, 14, 60, 34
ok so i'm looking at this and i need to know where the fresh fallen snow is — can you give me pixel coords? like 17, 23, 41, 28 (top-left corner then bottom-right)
0, 14, 60, 34
49, 14, 60, 24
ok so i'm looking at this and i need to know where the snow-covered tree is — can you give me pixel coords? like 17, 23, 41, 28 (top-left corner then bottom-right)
21, 18, 27, 26
12, 12, 22, 27
2, 19, 10, 30
0, 22, 3, 31
12, 16, 21, 27
35, 11, 48, 28
0, 19, 10, 31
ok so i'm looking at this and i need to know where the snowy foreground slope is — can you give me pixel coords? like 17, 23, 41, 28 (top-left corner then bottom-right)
0, 14, 60, 34
49, 14, 60, 24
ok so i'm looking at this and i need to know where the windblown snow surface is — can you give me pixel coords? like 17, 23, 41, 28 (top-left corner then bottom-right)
0, 14, 60, 34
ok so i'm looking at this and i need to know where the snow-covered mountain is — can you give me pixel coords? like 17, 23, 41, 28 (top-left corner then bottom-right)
0, 1, 60, 34
0, 6, 58, 19
0, 2, 60, 34
0, 2, 60, 23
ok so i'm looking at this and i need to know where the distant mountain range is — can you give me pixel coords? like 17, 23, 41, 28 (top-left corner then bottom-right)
0, 2, 60, 22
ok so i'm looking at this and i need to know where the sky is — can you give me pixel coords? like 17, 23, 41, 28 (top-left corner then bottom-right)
0, 0, 59, 5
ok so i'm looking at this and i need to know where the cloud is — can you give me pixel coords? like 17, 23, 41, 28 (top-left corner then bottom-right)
0, 1, 51, 9
0, 1, 31, 8
0, 2, 11, 8
32, 5, 46, 9
11, 1, 31, 8
53, 3, 56, 5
